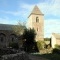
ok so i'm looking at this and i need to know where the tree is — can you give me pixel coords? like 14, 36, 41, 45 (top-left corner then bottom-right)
13, 22, 26, 36
22, 28, 36, 52
37, 41, 45, 51
12, 22, 26, 48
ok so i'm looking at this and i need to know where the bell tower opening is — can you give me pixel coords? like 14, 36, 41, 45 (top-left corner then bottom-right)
36, 17, 39, 23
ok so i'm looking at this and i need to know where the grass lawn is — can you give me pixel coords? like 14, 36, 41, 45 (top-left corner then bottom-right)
31, 53, 60, 60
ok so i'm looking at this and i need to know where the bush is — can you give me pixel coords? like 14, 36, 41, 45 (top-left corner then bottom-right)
0, 48, 16, 55
55, 44, 60, 49
52, 44, 60, 54
52, 48, 60, 54
22, 28, 36, 52
9, 42, 19, 49
37, 41, 45, 51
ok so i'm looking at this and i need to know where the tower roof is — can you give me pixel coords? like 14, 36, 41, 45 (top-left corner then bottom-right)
28, 5, 43, 17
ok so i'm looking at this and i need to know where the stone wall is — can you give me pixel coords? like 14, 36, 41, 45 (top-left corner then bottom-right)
0, 30, 18, 48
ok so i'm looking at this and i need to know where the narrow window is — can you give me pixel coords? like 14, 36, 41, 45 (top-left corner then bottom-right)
37, 28, 38, 31
12, 38, 14, 42
36, 17, 39, 22
0, 37, 4, 42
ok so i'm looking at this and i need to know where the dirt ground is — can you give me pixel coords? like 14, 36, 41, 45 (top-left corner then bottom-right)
28, 54, 49, 60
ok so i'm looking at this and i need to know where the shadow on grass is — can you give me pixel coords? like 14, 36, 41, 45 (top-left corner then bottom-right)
31, 53, 60, 60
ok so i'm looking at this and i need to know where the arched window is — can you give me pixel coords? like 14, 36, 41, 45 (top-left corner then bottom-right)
0, 33, 6, 43
1, 37, 4, 42
36, 17, 39, 22
11, 37, 14, 42
10, 34, 17, 42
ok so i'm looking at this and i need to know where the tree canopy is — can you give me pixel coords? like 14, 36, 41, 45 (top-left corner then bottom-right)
12, 22, 37, 52
13, 22, 26, 36
23, 28, 36, 42
22, 28, 36, 52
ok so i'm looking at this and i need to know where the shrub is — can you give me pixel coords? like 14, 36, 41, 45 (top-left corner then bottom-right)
9, 42, 19, 49
52, 44, 60, 54
52, 48, 60, 54
37, 41, 45, 51
55, 44, 60, 49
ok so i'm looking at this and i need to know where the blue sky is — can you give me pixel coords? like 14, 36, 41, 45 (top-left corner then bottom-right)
0, 0, 60, 37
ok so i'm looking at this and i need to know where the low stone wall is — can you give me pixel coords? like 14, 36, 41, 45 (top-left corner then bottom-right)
0, 52, 31, 60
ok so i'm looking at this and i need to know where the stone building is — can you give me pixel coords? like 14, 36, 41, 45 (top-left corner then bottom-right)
0, 24, 18, 48
0, 5, 44, 48
51, 33, 60, 48
27, 5, 44, 41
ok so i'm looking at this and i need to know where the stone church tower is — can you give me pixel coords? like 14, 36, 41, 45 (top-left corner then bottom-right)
28, 5, 44, 41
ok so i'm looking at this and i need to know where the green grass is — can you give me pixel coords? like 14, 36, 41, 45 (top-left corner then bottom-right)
31, 53, 60, 60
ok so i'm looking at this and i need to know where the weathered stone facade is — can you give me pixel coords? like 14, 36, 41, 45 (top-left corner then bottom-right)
0, 24, 18, 48
0, 6, 44, 48
27, 5, 44, 41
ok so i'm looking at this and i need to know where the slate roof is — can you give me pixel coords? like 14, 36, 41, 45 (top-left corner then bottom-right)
0, 24, 15, 30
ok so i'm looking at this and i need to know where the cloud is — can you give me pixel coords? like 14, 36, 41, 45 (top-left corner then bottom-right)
19, 3, 35, 17
0, 0, 60, 17
44, 19, 60, 37
0, 17, 9, 24
19, 0, 59, 17
19, 0, 60, 36
0, 10, 22, 16
0, 0, 60, 38
0, 17, 18, 25
18, 0, 60, 18
37, 0, 60, 16
18, 0, 60, 37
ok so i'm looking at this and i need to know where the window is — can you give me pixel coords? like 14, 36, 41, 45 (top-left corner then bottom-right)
10, 34, 16, 42
0, 33, 6, 43
0, 37, 4, 42
36, 17, 39, 22
37, 28, 38, 31
12, 38, 14, 42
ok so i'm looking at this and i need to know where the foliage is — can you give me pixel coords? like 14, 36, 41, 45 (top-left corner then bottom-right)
12, 22, 26, 48
0, 48, 16, 55
52, 48, 60, 54
32, 53, 60, 60
9, 42, 19, 49
44, 38, 51, 41
23, 28, 36, 42
22, 28, 36, 52
45, 44, 51, 49
44, 38, 51, 48
55, 44, 60, 49
37, 41, 45, 50
52, 44, 60, 54
13, 22, 26, 36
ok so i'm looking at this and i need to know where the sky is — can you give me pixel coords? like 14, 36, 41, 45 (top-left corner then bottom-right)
0, 0, 60, 38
